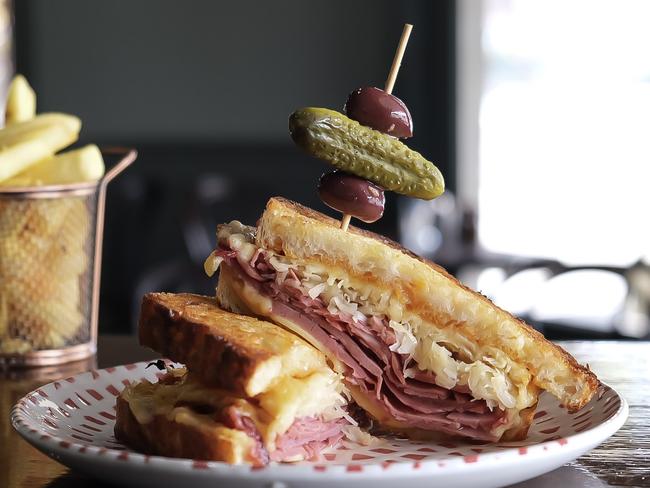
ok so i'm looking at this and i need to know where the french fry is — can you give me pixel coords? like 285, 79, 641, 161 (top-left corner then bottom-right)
4, 75, 36, 125
0, 76, 108, 355
0, 113, 80, 147
0, 114, 81, 182
0, 144, 105, 186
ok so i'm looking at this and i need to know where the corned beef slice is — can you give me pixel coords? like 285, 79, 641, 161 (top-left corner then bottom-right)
216, 247, 508, 441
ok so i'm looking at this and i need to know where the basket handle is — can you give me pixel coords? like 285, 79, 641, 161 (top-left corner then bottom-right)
99, 147, 138, 187
90, 147, 138, 345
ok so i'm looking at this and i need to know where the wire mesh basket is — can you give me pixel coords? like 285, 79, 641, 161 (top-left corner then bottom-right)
0, 148, 136, 367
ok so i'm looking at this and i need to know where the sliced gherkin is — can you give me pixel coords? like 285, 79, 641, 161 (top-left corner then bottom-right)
289, 107, 444, 200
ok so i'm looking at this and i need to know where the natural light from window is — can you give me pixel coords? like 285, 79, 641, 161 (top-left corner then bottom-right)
477, 0, 650, 267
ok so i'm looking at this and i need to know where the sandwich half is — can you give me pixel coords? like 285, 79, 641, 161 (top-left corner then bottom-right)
115, 292, 351, 466
206, 197, 599, 442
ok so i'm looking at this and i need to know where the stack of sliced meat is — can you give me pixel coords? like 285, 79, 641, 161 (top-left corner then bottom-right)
217, 247, 508, 441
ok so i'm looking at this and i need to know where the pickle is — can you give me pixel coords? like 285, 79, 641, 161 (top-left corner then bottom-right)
289, 107, 444, 199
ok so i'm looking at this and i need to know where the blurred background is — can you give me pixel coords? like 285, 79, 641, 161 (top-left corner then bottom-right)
5, 0, 650, 340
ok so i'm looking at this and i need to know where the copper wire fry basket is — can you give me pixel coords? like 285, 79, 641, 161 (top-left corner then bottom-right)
0, 148, 137, 367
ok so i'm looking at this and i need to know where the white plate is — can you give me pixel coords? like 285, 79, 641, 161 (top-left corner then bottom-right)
11, 361, 627, 488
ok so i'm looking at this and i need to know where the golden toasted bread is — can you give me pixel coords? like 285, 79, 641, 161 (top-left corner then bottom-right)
139, 293, 328, 397
115, 365, 348, 465
253, 197, 598, 412
115, 393, 256, 464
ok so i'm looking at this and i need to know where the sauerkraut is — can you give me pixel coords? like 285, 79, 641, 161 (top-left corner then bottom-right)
208, 226, 537, 412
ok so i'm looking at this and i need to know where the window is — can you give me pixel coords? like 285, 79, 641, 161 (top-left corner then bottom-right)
457, 0, 650, 267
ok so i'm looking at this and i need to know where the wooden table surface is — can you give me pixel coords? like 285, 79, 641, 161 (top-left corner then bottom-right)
1, 337, 648, 487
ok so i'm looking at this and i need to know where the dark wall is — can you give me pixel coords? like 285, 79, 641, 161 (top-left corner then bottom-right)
14, 0, 455, 332
17, 0, 400, 143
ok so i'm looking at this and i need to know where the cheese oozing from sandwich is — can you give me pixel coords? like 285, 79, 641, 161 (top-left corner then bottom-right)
121, 366, 350, 463
206, 222, 541, 441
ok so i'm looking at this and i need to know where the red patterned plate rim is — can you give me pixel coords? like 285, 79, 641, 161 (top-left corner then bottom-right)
11, 361, 628, 477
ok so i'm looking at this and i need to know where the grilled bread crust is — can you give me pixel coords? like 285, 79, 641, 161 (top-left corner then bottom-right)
139, 292, 327, 397
114, 393, 256, 464
255, 197, 599, 412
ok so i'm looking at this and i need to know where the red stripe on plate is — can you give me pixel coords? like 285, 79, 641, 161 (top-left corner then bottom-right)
346, 465, 363, 472
71, 434, 93, 443
87, 389, 104, 401
76, 394, 91, 406
64, 399, 79, 409
72, 427, 95, 437
438, 442, 458, 449
417, 447, 438, 453
99, 411, 116, 420
464, 455, 479, 463
371, 448, 396, 454
573, 408, 594, 420
43, 418, 58, 429
80, 423, 102, 432
536, 416, 554, 424
575, 423, 593, 433
84, 416, 106, 426
106, 385, 120, 396
402, 454, 427, 461
351, 453, 374, 461
192, 460, 209, 469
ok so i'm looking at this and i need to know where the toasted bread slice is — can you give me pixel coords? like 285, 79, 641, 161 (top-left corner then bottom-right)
139, 293, 328, 397
115, 366, 348, 465
115, 393, 256, 464
254, 197, 598, 412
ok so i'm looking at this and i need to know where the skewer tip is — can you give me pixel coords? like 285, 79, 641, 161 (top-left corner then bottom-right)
340, 214, 352, 232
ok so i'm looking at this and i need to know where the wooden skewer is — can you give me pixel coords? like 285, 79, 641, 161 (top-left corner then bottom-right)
384, 23, 413, 95
340, 213, 352, 232
340, 23, 413, 232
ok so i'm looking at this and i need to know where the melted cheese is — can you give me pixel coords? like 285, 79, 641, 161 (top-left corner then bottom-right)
122, 367, 346, 451
210, 226, 537, 413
